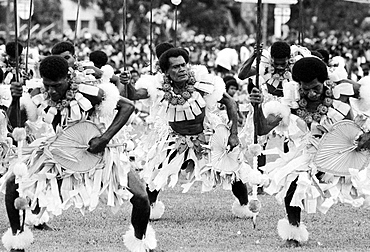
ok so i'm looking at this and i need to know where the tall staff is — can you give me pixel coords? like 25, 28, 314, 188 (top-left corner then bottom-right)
13, 0, 27, 233
122, 0, 128, 98
249, 0, 263, 229
149, 0, 153, 74
122, 0, 127, 71
171, 0, 181, 46
253, 0, 262, 144
25, 0, 33, 76
13, 0, 20, 124
298, 0, 304, 45
74, 0, 81, 48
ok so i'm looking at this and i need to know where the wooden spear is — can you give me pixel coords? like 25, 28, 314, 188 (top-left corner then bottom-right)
74, 0, 81, 49
25, 0, 33, 77
149, 0, 153, 74
249, 0, 263, 229
122, 0, 127, 71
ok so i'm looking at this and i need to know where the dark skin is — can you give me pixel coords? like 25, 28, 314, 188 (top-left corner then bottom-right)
120, 55, 241, 149
238, 55, 289, 80
8, 79, 134, 153
8, 70, 151, 239
252, 76, 370, 150
249, 87, 283, 135
300, 77, 370, 151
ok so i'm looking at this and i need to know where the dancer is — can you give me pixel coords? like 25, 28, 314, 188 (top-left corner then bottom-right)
238, 41, 310, 193
256, 57, 370, 247
2, 55, 156, 252
121, 47, 270, 221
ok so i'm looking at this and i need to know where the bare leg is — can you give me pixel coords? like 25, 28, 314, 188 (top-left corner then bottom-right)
278, 177, 308, 247
124, 170, 157, 251
5, 175, 21, 235
127, 170, 150, 239
284, 178, 300, 227
232, 180, 249, 205
146, 186, 160, 205
3, 175, 33, 252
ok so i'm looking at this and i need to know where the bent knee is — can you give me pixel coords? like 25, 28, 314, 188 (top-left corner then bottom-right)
130, 191, 150, 206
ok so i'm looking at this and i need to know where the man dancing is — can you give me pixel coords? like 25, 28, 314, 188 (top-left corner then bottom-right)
2, 55, 157, 252
256, 57, 370, 247
238, 41, 311, 193
122, 47, 265, 221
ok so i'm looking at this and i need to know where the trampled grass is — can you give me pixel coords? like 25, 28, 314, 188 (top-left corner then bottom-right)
0, 182, 369, 252
1, 136, 369, 251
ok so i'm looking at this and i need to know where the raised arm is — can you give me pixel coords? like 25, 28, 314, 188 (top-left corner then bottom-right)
7, 82, 28, 129
248, 87, 282, 136
238, 52, 257, 80
119, 72, 149, 100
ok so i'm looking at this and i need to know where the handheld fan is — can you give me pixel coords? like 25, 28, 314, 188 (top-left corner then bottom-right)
49, 121, 104, 172
210, 124, 241, 173
314, 120, 370, 176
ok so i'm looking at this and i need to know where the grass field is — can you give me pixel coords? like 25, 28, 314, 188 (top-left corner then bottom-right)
1, 136, 370, 251
0, 183, 370, 252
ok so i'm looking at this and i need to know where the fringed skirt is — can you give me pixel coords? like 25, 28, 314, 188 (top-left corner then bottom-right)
261, 140, 369, 214
0, 132, 132, 218
140, 123, 250, 193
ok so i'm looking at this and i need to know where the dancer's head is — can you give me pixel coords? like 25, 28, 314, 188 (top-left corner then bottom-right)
39, 55, 70, 102
270, 41, 291, 73
159, 48, 190, 84
51, 41, 76, 67
292, 57, 328, 101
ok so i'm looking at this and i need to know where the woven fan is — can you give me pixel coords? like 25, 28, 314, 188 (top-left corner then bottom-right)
49, 121, 104, 172
210, 124, 240, 173
314, 120, 370, 176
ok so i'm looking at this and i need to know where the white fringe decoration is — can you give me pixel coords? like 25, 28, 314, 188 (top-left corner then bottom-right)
123, 224, 157, 252
97, 82, 120, 119
263, 100, 291, 127
231, 200, 254, 218
0, 85, 12, 108
135, 74, 163, 103
13, 162, 28, 178
149, 201, 165, 221
2, 226, 34, 251
101, 65, 115, 82
357, 83, 370, 112
20, 92, 38, 122
203, 76, 225, 109
277, 218, 309, 242
25, 210, 50, 226
12, 127, 26, 142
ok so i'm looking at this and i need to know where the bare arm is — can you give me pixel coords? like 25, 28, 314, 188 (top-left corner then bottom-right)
119, 72, 149, 100
248, 87, 282, 135
87, 96, 135, 153
238, 52, 257, 80
219, 92, 239, 149
7, 82, 28, 129
126, 84, 150, 100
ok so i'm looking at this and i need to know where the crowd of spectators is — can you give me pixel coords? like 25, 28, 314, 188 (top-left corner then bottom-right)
2, 29, 370, 117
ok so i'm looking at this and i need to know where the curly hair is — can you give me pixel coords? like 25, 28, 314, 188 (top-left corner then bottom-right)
158, 48, 189, 73
5, 42, 24, 58
225, 78, 238, 91
155, 42, 174, 59
89, 50, 108, 69
270, 41, 291, 59
292, 57, 328, 83
39, 56, 69, 81
316, 48, 330, 65
51, 41, 75, 55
